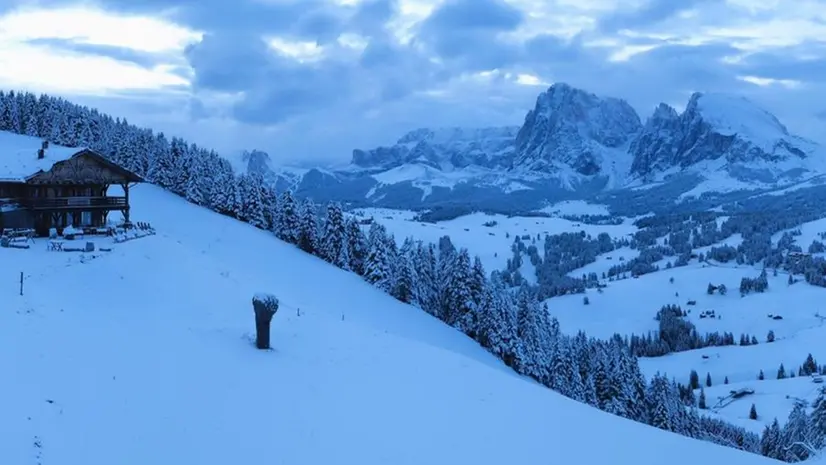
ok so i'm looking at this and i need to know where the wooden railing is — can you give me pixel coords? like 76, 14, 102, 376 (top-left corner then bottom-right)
16, 196, 127, 210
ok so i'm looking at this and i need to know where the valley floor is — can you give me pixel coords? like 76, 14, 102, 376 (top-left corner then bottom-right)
0, 185, 778, 465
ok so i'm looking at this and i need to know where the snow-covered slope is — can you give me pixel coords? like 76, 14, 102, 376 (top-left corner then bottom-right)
1, 184, 780, 465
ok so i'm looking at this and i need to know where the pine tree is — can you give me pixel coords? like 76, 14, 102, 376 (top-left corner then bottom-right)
411, 242, 437, 313
209, 158, 237, 215
344, 218, 367, 276
476, 275, 522, 368
811, 387, 826, 449
444, 248, 474, 332
392, 238, 415, 303
320, 203, 348, 268
689, 370, 700, 390
236, 173, 267, 229
749, 403, 758, 420
782, 403, 811, 461
760, 419, 783, 459
296, 198, 318, 254
275, 190, 300, 245
548, 335, 584, 401
777, 363, 787, 380
706, 372, 712, 387
515, 286, 553, 385
364, 223, 393, 292
758, 369, 765, 380
259, 182, 278, 231
183, 153, 209, 205
646, 373, 679, 432
147, 134, 175, 188
436, 236, 457, 321
698, 387, 706, 409
803, 353, 818, 376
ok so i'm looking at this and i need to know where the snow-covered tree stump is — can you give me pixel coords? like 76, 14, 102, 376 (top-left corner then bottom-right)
252, 293, 279, 349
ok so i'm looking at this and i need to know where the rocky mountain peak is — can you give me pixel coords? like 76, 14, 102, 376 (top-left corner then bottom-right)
629, 92, 814, 180
512, 83, 642, 179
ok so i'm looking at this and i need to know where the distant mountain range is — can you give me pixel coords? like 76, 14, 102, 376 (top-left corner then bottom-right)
241, 83, 825, 213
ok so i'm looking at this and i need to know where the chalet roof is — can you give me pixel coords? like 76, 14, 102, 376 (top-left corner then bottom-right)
0, 131, 79, 182
0, 131, 142, 183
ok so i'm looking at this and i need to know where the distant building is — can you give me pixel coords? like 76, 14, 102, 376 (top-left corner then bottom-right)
0, 141, 142, 236
788, 252, 811, 258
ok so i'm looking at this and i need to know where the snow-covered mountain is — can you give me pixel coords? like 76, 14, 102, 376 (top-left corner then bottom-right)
630, 92, 820, 183
351, 126, 518, 171
267, 84, 825, 212
511, 83, 641, 189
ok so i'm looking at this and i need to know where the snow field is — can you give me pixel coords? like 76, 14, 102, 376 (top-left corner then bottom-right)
699, 377, 825, 434
353, 208, 638, 272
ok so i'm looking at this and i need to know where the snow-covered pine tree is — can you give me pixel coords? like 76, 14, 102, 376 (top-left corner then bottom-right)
320, 203, 348, 268
364, 223, 393, 292
811, 387, 826, 449
22, 92, 38, 137
275, 190, 300, 245
147, 133, 175, 189
760, 419, 783, 459
513, 286, 555, 384
476, 276, 521, 367
410, 241, 438, 314
344, 217, 367, 276
392, 238, 415, 303
295, 197, 318, 254
444, 248, 474, 332
382, 231, 399, 292
184, 152, 209, 206
209, 157, 238, 215
6, 90, 21, 134
469, 256, 487, 307
260, 182, 278, 231
548, 334, 585, 401
241, 173, 267, 229
646, 373, 678, 432
170, 137, 191, 196
781, 403, 811, 461
436, 236, 457, 320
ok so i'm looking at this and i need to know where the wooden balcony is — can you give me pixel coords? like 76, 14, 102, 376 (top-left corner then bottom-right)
16, 196, 127, 210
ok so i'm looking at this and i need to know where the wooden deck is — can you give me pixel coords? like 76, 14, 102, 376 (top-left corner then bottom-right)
16, 196, 127, 210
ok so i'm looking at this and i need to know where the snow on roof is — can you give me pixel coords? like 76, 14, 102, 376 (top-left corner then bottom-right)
0, 130, 84, 182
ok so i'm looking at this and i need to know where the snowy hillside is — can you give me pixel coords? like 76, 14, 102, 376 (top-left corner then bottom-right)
356, 202, 826, 458
0, 184, 782, 465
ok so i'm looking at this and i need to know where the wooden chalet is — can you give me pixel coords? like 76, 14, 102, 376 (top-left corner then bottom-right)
0, 141, 142, 236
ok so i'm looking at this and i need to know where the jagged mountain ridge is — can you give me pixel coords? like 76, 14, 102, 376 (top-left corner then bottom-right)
629, 93, 819, 183
260, 84, 823, 211
350, 126, 519, 171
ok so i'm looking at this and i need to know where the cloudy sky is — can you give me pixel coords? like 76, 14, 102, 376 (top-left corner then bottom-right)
0, 0, 824, 166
